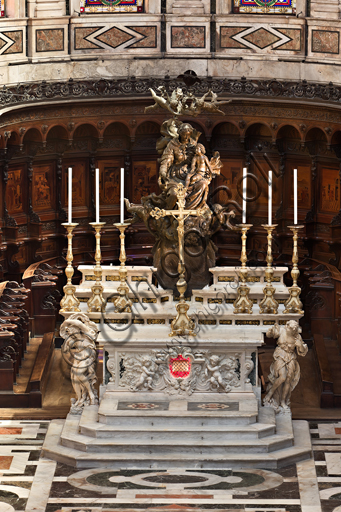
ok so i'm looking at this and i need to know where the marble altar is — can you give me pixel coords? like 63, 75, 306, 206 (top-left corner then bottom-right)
43, 263, 312, 469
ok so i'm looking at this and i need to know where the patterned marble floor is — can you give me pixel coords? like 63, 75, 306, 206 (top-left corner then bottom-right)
0, 420, 340, 512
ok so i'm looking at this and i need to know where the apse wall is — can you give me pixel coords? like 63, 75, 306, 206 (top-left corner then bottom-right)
0, 0, 340, 85
1, 0, 341, 322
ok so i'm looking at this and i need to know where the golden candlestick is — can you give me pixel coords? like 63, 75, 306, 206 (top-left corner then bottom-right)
87, 222, 106, 313
150, 184, 202, 337
234, 224, 253, 315
60, 223, 80, 313
283, 225, 304, 315
113, 222, 132, 313
260, 224, 279, 315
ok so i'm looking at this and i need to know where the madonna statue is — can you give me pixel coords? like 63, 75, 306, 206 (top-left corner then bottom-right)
125, 105, 237, 292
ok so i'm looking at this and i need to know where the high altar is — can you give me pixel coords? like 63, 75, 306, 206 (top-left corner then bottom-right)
43, 88, 312, 469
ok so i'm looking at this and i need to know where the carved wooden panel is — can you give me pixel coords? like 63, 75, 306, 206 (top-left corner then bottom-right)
64, 161, 87, 208
99, 161, 120, 206
6, 169, 23, 213
216, 159, 241, 205
32, 165, 52, 211
321, 168, 340, 212
132, 160, 159, 203
291, 165, 311, 210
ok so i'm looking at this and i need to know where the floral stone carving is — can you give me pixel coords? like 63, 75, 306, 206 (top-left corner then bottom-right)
60, 313, 99, 415
119, 346, 240, 395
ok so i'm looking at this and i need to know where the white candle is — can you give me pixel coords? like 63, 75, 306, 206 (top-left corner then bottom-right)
268, 170, 272, 226
294, 169, 297, 224
120, 167, 124, 224
68, 167, 72, 224
95, 168, 100, 223
242, 167, 247, 224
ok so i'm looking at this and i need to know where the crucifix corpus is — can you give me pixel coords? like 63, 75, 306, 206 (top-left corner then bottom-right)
150, 183, 206, 337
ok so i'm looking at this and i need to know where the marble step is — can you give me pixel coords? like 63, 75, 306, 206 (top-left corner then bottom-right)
61, 432, 294, 455
60, 409, 294, 455
98, 412, 258, 427
80, 423, 277, 441
42, 419, 312, 470
80, 405, 275, 440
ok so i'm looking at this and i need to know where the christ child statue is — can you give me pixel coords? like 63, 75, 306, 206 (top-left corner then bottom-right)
185, 143, 212, 188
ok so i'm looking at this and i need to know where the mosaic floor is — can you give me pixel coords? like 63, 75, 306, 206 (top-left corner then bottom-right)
0, 420, 340, 512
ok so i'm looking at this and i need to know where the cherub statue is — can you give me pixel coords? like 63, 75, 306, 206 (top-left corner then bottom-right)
185, 144, 213, 188
133, 357, 156, 391
205, 355, 231, 392
263, 320, 308, 412
187, 90, 231, 116
144, 87, 231, 118
144, 87, 185, 116
60, 313, 99, 414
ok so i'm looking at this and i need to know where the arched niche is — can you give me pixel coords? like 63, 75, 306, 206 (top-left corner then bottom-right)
46, 125, 69, 153
103, 122, 130, 137
305, 127, 328, 143
276, 125, 301, 154
72, 123, 99, 154
6, 131, 20, 147
46, 125, 68, 141
211, 122, 241, 152
133, 121, 161, 152
102, 122, 130, 151
331, 130, 341, 160
305, 127, 328, 156
23, 128, 43, 144
245, 123, 272, 152
22, 128, 43, 155
73, 123, 99, 139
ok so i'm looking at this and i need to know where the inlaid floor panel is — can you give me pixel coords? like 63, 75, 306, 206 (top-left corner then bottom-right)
0, 420, 340, 511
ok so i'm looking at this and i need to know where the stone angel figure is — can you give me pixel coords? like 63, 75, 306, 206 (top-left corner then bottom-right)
263, 320, 308, 412
60, 313, 99, 415
144, 86, 231, 118
133, 356, 156, 391
186, 90, 231, 116
144, 86, 186, 116
204, 354, 239, 392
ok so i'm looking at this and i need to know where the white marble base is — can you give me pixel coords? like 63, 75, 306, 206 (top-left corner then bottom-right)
42, 397, 312, 469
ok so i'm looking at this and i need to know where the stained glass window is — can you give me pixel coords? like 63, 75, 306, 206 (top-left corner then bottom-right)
234, 0, 296, 14
0, 0, 4, 17
80, 0, 143, 13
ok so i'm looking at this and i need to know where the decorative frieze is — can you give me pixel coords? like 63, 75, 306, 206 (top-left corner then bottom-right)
218, 22, 303, 54
74, 25, 157, 51
118, 347, 241, 395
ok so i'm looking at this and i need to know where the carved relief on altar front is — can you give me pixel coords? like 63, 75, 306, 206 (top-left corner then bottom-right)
33, 165, 52, 210
118, 347, 241, 395
6, 169, 23, 213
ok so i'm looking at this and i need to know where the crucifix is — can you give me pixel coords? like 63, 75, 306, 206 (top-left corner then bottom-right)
150, 183, 206, 337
